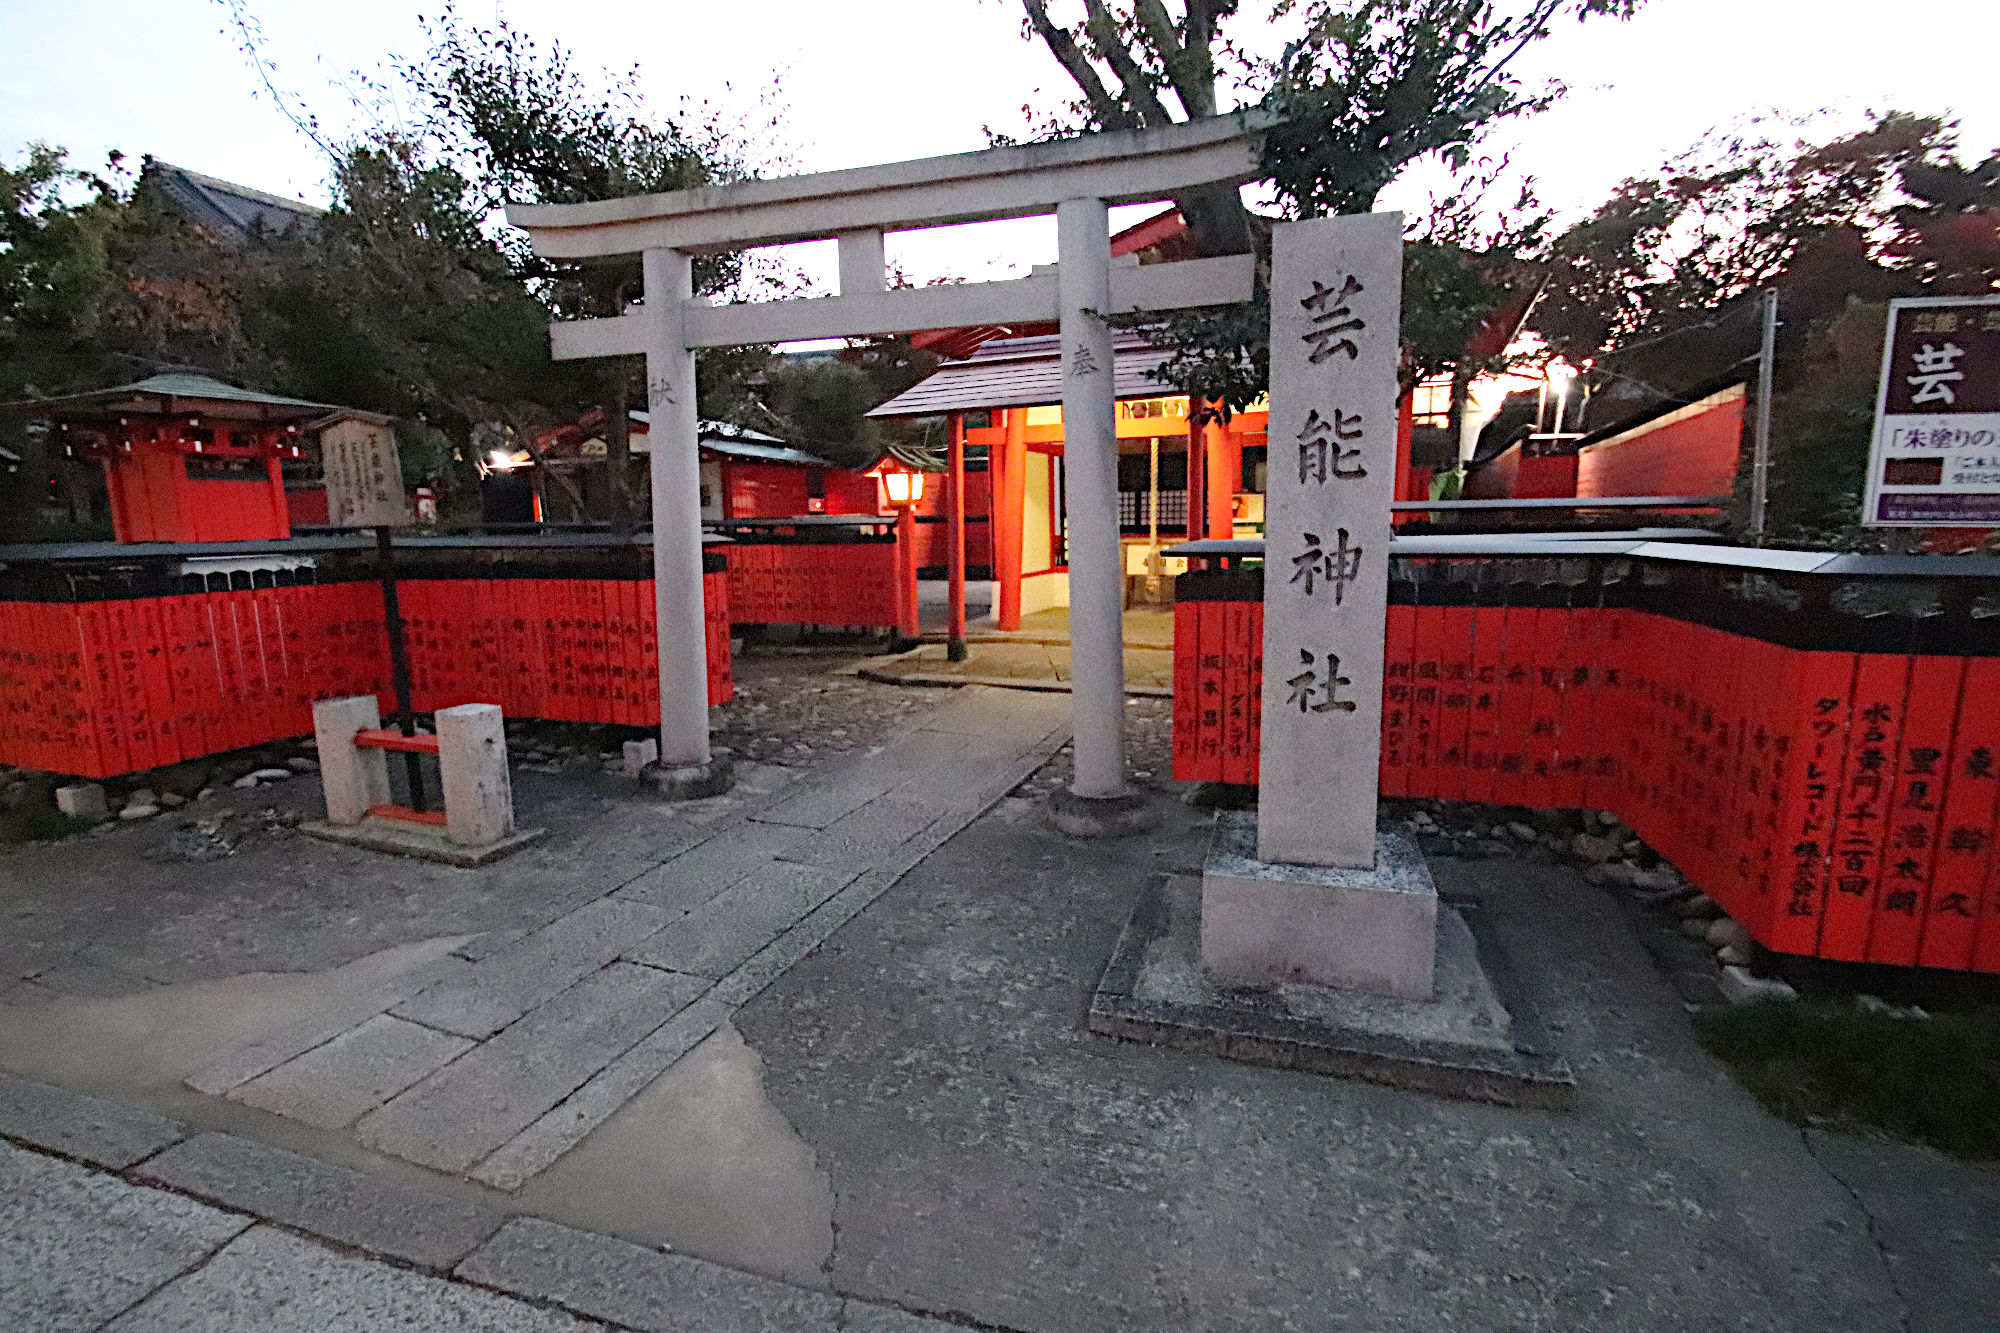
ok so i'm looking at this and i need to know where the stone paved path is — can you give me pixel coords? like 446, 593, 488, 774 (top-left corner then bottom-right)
185, 686, 1070, 1190
0, 1074, 966, 1331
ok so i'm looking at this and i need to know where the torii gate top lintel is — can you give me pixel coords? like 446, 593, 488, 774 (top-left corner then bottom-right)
505, 111, 1271, 259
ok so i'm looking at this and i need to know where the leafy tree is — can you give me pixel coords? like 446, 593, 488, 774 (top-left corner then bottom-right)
1529, 113, 1999, 546
0, 146, 124, 402
392, 5, 777, 519
1017, 1, 1637, 410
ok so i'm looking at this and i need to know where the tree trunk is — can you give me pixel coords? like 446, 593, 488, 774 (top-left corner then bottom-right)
604, 366, 633, 524
1172, 180, 1259, 258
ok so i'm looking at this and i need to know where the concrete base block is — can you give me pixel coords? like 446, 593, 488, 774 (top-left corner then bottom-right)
1043, 787, 1160, 839
55, 783, 109, 823
639, 756, 735, 801
1201, 812, 1436, 1001
1090, 872, 1575, 1109
621, 738, 659, 778
300, 815, 546, 867
311, 695, 390, 826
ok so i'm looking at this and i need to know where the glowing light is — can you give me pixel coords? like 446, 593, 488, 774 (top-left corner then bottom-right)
868, 462, 926, 508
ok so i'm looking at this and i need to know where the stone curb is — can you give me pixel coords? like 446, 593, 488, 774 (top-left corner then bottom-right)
0, 1072, 987, 1332
856, 664, 1173, 698
0, 1070, 188, 1169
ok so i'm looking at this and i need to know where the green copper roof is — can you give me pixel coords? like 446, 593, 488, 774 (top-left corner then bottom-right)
6, 373, 338, 421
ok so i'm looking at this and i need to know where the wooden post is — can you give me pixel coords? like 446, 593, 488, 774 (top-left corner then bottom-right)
1184, 401, 1205, 541
1204, 415, 1235, 540
895, 505, 920, 642
947, 412, 968, 661
995, 407, 1027, 630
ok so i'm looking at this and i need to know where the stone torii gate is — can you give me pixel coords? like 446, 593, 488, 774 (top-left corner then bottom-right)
508, 117, 1263, 818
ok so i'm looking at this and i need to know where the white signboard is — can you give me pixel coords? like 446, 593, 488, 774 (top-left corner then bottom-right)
1864, 294, 2000, 528
321, 417, 407, 528
1257, 212, 1404, 870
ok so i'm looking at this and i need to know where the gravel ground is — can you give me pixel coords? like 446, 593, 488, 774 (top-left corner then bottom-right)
1010, 696, 1174, 801
712, 648, 945, 765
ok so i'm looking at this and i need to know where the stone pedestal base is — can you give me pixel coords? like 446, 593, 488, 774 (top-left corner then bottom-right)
640, 757, 734, 801
1201, 812, 1435, 1001
1088, 868, 1575, 1108
301, 817, 545, 867
1043, 788, 1160, 839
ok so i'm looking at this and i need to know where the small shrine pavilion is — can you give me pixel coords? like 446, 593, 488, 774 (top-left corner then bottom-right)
15, 373, 331, 544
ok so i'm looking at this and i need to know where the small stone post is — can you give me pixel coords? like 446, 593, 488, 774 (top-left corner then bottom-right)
435, 703, 513, 848
312, 695, 390, 826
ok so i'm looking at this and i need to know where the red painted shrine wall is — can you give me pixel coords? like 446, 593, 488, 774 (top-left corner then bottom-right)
1173, 596, 2000, 974
904, 469, 993, 572
1462, 443, 1579, 501
1576, 392, 1745, 499
103, 453, 293, 544
0, 573, 732, 781
723, 461, 881, 519
723, 541, 901, 626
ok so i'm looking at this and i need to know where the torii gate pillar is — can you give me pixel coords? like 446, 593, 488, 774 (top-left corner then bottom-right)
1054, 198, 1136, 809
639, 248, 723, 792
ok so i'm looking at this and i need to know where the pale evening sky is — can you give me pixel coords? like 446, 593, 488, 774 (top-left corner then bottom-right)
3, 0, 1997, 296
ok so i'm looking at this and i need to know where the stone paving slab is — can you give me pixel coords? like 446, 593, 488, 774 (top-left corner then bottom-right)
472, 997, 734, 1192
181, 686, 1071, 1190
0, 1141, 251, 1333
228, 1014, 474, 1129
186, 952, 473, 1097
359, 963, 712, 1173
10, 957, 165, 1002
777, 795, 949, 874
456, 1215, 845, 1332
613, 819, 809, 913
0, 1071, 186, 1169
625, 863, 860, 979
106, 1224, 601, 1332
393, 898, 674, 1039
451, 928, 532, 963
837, 1303, 975, 1333
750, 766, 898, 831
136, 1131, 504, 1270
1803, 1129, 2000, 1333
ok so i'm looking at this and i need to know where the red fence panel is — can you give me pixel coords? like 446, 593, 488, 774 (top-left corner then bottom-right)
1165, 557, 2000, 976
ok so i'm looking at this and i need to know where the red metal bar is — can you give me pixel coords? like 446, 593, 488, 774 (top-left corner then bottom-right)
367, 802, 448, 826
354, 728, 439, 754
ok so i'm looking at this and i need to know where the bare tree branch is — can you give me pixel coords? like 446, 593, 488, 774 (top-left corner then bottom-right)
1022, 0, 1138, 130
1132, 0, 1216, 119
1082, 0, 1176, 128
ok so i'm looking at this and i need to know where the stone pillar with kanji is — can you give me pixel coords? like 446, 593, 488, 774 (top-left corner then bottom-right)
1199, 212, 1439, 1001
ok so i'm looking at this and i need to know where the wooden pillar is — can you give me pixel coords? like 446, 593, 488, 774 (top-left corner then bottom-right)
946, 412, 968, 661
895, 505, 920, 642
1205, 416, 1236, 540
995, 408, 1027, 630
1184, 400, 1205, 542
